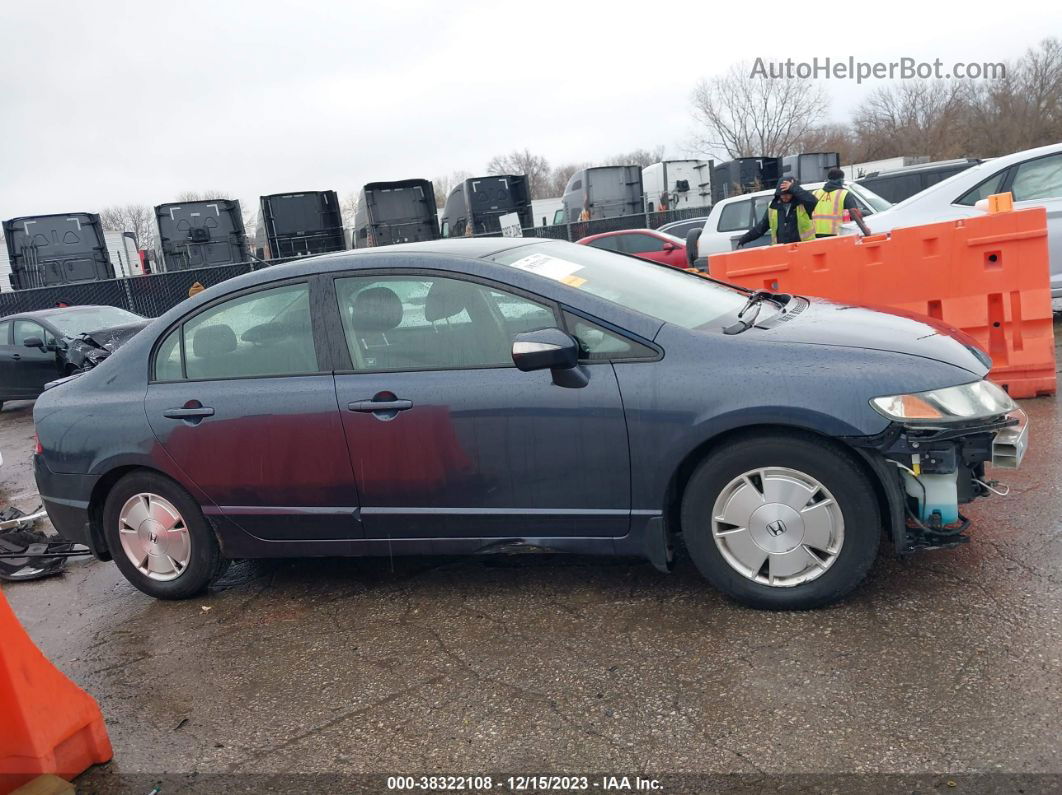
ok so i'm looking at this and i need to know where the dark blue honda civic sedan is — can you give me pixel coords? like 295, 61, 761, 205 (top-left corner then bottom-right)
32, 239, 1027, 609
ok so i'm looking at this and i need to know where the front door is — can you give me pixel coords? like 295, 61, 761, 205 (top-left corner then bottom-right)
11, 319, 62, 396
144, 280, 361, 542
329, 273, 631, 540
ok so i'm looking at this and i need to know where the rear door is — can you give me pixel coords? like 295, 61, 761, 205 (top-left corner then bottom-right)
144, 278, 361, 543
328, 271, 631, 541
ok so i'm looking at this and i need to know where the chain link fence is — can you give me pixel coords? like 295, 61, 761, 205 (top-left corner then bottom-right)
0, 206, 709, 319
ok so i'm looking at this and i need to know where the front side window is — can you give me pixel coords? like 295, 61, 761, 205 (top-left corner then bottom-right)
956, 169, 1007, 206
717, 200, 752, 232
13, 320, 56, 347
587, 236, 620, 252
335, 276, 556, 372
620, 234, 664, 254
153, 282, 317, 381
1009, 154, 1062, 202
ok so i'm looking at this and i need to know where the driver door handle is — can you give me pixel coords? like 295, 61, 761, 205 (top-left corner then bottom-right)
347, 399, 413, 412
163, 407, 215, 419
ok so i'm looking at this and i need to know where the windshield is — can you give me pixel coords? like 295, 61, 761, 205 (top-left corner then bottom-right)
488, 242, 747, 329
48, 306, 142, 336
849, 183, 892, 213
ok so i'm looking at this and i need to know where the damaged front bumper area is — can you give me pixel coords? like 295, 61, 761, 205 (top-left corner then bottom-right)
847, 409, 1028, 553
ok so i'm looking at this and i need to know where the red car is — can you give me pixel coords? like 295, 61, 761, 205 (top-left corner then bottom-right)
576, 229, 688, 268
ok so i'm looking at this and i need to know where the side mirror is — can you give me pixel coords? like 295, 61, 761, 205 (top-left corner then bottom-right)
23, 336, 45, 350
685, 228, 701, 266
662, 242, 676, 252
512, 328, 578, 372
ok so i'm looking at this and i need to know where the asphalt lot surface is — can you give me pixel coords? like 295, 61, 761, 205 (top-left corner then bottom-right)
2, 331, 1061, 793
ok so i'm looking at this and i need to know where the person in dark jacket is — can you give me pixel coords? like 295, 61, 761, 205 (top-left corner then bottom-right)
737, 178, 818, 248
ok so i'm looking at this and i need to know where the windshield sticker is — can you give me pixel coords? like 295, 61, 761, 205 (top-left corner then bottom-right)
507, 253, 584, 283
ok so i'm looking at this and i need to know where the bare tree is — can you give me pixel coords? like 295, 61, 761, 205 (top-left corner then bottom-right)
340, 190, 360, 228
965, 37, 1062, 156
432, 170, 472, 208
600, 146, 666, 168
546, 162, 587, 197
690, 62, 828, 157
485, 149, 551, 199
789, 123, 860, 166
172, 189, 231, 202
852, 81, 972, 160
99, 203, 156, 250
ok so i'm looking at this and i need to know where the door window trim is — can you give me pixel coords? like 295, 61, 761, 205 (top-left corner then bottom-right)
560, 306, 662, 364
325, 269, 565, 375
148, 276, 327, 384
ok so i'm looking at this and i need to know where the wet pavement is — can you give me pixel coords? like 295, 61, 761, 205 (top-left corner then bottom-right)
1, 350, 1061, 791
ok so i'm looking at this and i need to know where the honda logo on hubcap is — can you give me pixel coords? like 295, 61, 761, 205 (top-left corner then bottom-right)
766, 519, 788, 537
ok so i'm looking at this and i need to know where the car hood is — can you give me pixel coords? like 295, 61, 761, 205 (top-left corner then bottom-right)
77, 320, 150, 350
753, 297, 990, 376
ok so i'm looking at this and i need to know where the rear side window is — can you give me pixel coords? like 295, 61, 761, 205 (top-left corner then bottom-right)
153, 283, 317, 381
717, 200, 752, 232
0, 321, 10, 344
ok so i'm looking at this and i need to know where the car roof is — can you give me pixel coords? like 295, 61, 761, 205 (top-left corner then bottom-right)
862, 158, 978, 177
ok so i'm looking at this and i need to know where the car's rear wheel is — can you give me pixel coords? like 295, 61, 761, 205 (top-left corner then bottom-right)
681, 433, 880, 610
103, 471, 225, 599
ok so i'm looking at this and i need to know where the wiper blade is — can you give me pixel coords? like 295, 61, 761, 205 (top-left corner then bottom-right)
723, 290, 789, 335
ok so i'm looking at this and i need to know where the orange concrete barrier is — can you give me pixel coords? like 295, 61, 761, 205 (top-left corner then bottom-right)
707, 206, 1056, 398
0, 591, 112, 793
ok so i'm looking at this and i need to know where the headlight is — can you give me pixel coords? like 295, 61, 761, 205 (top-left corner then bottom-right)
871, 380, 1015, 423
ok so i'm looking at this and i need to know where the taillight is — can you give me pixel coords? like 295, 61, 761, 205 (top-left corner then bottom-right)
34, 433, 43, 455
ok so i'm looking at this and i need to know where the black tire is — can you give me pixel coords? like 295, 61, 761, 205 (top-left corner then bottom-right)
681, 432, 881, 610
103, 470, 225, 599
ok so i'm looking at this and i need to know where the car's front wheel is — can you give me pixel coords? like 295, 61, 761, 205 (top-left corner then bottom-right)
103, 471, 226, 599
681, 433, 881, 610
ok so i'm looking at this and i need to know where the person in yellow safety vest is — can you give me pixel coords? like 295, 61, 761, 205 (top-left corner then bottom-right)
736, 178, 818, 248
813, 168, 871, 237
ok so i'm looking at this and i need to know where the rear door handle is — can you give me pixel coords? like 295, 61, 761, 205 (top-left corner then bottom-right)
347, 399, 413, 412
11, 354, 20, 361
163, 407, 215, 419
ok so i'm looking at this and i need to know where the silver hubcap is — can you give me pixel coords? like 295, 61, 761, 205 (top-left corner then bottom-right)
118, 493, 190, 582
712, 467, 844, 587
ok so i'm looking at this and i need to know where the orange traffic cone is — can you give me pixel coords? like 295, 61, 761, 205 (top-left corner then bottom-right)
0, 590, 112, 793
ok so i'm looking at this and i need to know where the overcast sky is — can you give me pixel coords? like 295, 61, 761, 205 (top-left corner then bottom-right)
2, 0, 1059, 225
